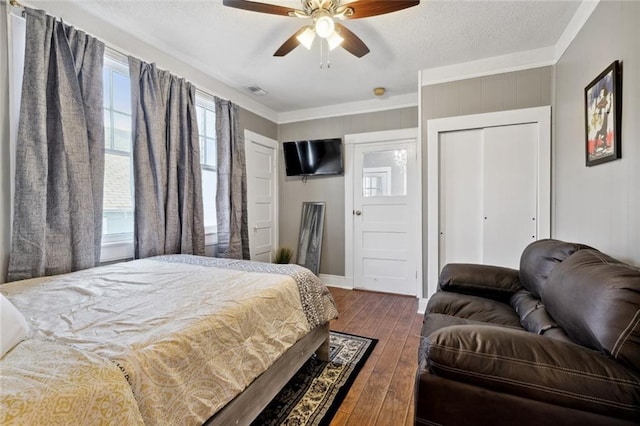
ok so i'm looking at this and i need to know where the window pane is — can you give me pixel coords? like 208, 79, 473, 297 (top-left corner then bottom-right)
362, 149, 407, 197
205, 137, 216, 167
103, 109, 112, 148
103, 68, 110, 108
112, 71, 131, 114
103, 152, 134, 235
196, 98, 218, 235
202, 168, 217, 232
113, 112, 131, 152
197, 106, 205, 136
205, 109, 216, 138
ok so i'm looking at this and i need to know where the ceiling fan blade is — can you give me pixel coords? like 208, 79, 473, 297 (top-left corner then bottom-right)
274, 27, 307, 57
340, 0, 420, 19
223, 0, 296, 17
335, 23, 370, 58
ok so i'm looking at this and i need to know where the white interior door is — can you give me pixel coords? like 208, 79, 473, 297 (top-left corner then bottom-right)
352, 139, 418, 295
244, 130, 278, 262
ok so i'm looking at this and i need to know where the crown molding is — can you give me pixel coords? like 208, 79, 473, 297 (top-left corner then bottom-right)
554, 0, 600, 62
277, 92, 418, 124
420, 47, 556, 87
420, 0, 599, 87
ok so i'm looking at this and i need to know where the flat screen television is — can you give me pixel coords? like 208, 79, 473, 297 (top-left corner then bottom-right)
283, 138, 343, 177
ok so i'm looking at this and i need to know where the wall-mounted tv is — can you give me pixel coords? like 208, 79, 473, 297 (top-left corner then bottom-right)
283, 138, 343, 177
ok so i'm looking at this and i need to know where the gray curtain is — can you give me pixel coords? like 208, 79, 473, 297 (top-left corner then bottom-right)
8, 8, 105, 281
129, 57, 204, 259
215, 98, 249, 259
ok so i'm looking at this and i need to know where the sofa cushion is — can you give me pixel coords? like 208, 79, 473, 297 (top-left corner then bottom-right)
519, 239, 592, 298
439, 263, 522, 303
419, 313, 520, 373
544, 249, 640, 372
510, 289, 574, 343
426, 292, 521, 327
426, 325, 640, 421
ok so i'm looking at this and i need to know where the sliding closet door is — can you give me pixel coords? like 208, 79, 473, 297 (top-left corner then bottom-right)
439, 129, 484, 266
427, 106, 551, 299
482, 124, 537, 267
438, 124, 538, 272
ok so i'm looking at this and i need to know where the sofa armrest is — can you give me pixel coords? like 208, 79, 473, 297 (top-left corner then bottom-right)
424, 325, 640, 422
438, 263, 522, 302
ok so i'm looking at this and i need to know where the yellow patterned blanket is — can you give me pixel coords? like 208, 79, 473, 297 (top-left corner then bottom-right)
1, 339, 144, 425
1, 256, 337, 425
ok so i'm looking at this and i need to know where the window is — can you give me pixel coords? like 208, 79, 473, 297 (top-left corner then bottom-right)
99, 50, 218, 260
102, 52, 134, 252
195, 94, 218, 242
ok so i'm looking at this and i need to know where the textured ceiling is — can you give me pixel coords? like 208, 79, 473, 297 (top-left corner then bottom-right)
33, 0, 582, 114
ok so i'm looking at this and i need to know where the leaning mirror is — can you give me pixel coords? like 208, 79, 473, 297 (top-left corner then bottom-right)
296, 202, 325, 275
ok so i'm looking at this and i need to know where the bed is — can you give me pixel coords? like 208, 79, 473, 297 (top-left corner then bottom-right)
0, 255, 338, 425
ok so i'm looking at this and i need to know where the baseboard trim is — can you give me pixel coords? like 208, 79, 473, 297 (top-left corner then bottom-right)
321, 275, 427, 315
418, 298, 428, 315
319, 274, 353, 290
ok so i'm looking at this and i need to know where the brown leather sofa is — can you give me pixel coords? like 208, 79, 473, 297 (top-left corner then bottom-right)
415, 239, 640, 425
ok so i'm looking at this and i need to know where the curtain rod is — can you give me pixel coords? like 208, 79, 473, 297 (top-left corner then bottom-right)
9, 0, 24, 8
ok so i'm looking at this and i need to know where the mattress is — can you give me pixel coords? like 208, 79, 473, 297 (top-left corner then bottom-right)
1, 255, 338, 425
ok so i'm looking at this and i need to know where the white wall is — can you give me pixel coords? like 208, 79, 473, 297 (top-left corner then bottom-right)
553, 0, 639, 265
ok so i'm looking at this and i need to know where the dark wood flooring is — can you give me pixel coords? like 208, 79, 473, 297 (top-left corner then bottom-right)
327, 287, 422, 426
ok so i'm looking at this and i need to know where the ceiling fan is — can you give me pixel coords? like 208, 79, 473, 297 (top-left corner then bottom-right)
222, 0, 420, 58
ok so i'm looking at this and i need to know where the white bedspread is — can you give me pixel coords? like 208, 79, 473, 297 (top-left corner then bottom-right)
1, 257, 337, 424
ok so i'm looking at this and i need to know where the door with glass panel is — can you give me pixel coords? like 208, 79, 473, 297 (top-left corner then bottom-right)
353, 141, 418, 295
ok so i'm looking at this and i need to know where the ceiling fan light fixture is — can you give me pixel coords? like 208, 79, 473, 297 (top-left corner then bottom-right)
327, 31, 344, 50
314, 14, 335, 38
296, 26, 316, 49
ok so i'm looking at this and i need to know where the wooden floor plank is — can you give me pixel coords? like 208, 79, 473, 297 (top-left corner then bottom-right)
331, 295, 403, 418
327, 288, 421, 426
401, 312, 424, 426
346, 297, 416, 424
376, 310, 422, 425
331, 289, 381, 333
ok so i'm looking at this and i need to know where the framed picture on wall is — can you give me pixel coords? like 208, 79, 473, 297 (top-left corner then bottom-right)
584, 60, 622, 166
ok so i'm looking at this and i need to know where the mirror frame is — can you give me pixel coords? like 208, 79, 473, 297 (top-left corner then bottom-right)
296, 202, 325, 275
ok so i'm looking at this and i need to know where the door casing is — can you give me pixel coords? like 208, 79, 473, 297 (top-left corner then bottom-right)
344, 128, 422, 297
244, 130, 279, 262
426, 106, 551, 299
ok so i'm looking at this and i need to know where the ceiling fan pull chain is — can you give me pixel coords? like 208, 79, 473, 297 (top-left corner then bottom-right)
327, 41, 331, 69
319, 38, 324, 69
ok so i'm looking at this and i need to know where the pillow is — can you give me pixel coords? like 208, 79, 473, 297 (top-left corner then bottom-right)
1, 293, 30, 358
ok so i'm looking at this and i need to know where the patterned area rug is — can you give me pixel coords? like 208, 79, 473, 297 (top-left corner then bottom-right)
252, 331, 377, 426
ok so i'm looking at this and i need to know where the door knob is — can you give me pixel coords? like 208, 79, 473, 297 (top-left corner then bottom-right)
355, 210, 362, 216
